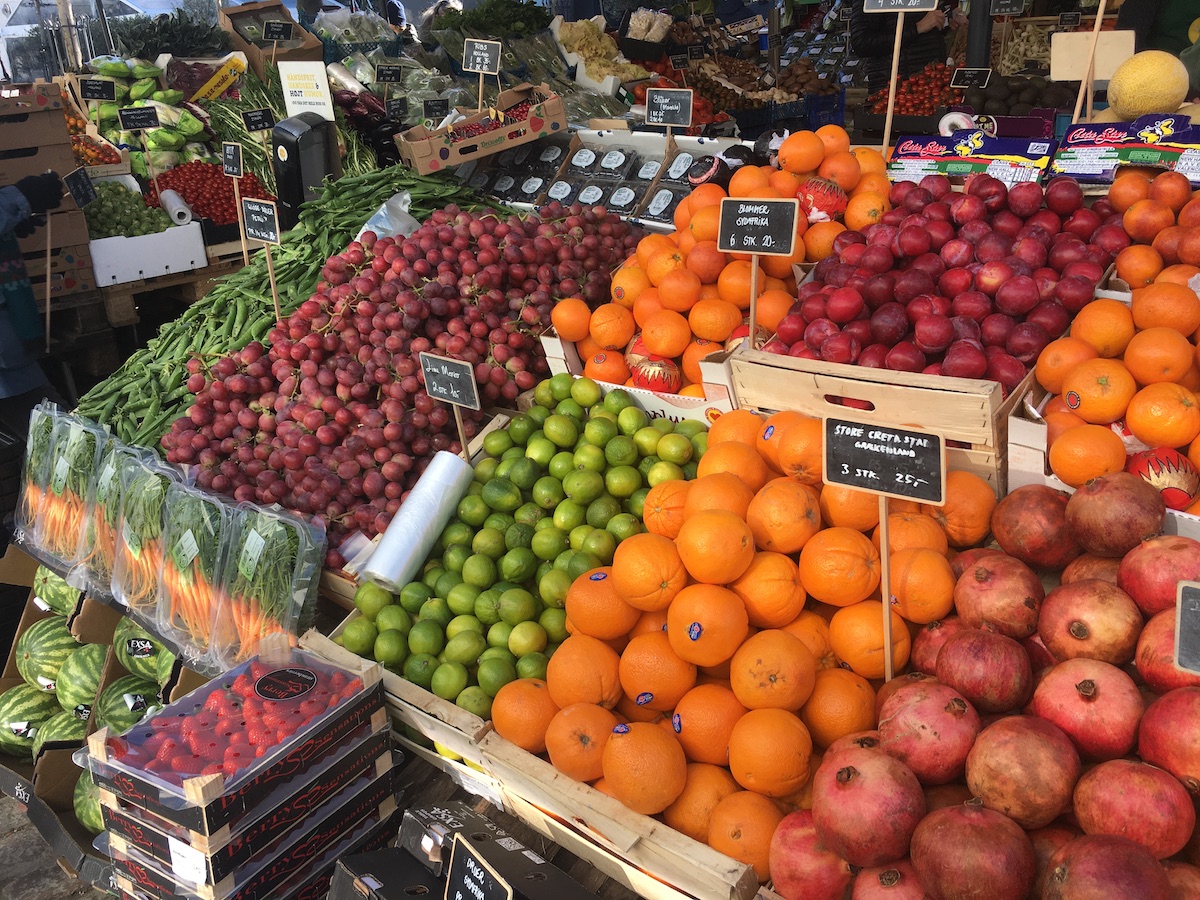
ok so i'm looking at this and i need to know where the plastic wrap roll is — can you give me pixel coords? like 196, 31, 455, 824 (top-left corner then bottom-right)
159, 189, 193, 225
360, 450, 474, 593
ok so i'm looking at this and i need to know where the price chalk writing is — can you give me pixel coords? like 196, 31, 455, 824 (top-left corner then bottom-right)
1058, 10, 1081, 27
669, 52, 689, 70
63, 168, 96, 208
386, 97, 409, 120
419, 352, 481, 411
423, 98, 450, 121
823, 418, 945, 505
716, 197, 799, 256
463, 38, 502, 75
242, 198, 280, 245
80, 78, 116, 101
241, 108, 276, 133
222, 142, 243, 178
262, 20, 294, 41
444, 836, 513, 900
863, 0, 938, 11
950, 67, 992, 89
989, 0, 1024, 15
688, 43, 706, 60
645, 87, 693, 127
117, 106, 160, 131
375, 64, 404, 83
1178, 582, 1200, 676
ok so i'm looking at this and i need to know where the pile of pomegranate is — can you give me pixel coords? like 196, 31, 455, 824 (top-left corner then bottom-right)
770, 474, 1200, 900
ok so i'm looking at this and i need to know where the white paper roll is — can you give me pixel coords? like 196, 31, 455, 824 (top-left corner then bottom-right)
159, 189, 193, 225
360, 450, 474, 593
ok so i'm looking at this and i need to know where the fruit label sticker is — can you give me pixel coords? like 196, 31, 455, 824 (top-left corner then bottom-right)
645, 88, 693, 128
32, 596, 50, 612
823, 417, 946, 505
36, 677, 55, 691
123, 693, 148, 712
80, 78, 116, 101
578, 184, 605, 204
717, 197, 799, 256
665, 152, 694, 181
539, 145, 563, 164
600, 150, 627, 171
463, 39, 502, 75
637, 159, 661, 180
168, 837, 207, 885
173, 529, 199, 570
254, 667, 317, 700
73, 705, 90, 721
8, 721, 30, 737
126, 638, 154, 659
446, 834, 514, 900
419, 352, 481, 411
1176, 582, 1200, 675
547, 181, 574, 201
520, 176, 544, 196
239, 528, 266, 580
950, 67, 992, 89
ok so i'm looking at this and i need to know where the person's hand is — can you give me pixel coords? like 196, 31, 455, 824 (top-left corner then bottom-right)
15, 174, 63, 215
13, 214, 44, 239
950, 8, 968, 29
915, 8, 947, 32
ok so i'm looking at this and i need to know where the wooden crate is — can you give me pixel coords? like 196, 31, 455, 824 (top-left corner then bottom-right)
101, 290, 138, 327
729, 347, 1034, 494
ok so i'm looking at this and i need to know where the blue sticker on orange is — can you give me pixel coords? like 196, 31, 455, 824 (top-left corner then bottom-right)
688, 622, 703, 641
672, 713, 681, 733
590, 571, 608, 581
636, 691, 654, 705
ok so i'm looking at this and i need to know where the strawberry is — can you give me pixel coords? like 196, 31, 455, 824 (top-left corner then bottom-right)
155, 737, 181, 762
230, 674, 255, 698
201, 763, 224, 776
169, 754, 206, 776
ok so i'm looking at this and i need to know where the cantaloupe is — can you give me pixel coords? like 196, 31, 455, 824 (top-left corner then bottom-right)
1089, 107, 1123, 123
1177, 103, 1200, 125
1106, 51, 1191, 120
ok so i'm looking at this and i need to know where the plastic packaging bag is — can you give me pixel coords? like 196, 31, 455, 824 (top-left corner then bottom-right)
145, 127, 185, 151
34, 414, 107, 571
128, 58, 163, 79
89, 55, 132, 77
129, 78, 157, 101
357, 190, 419, 241
111, 457, 179, 617
70, 440, 146, 595
14, 402, 60, 545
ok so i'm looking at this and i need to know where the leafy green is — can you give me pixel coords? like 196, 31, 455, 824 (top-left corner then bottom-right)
109, 11, 230, 59
436, 0, 550, 35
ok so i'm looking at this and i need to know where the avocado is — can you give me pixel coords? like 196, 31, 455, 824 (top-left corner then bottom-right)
1019, 88, 1039, 105
984, 81, 1011, 102
1008, 103, 1033, 116
965, 87, 987, 110
1030, 76, 1048, 89
983, 99, 1008, 116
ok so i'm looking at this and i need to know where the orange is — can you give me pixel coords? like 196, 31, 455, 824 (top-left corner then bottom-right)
667, 583, 750, 666
696, 440, 770, 492
920, 470, 997, 549
819, 483, 881, 531
853, 171, 892, 199
688, 205, 720, 243
803, 221, 846, 262
815, 124, 851, 157
590, 303, 636, 350
869, 512, 945, 555
1044, 410, 1088, 448
708, 408, 764, 447
1108, 172, 1151, 213
684, 472, 756, 520
656, 268, 703, 313
576, 334, 601, 361
844, 191, 888, 231
679, 384, 706, 397
637, 233, 676, 269
828, 600, 911, 680
686, 241, 728, 284
1162, 264, 1200, 285
632, 288, 665, 327
888, 547, 956, 624
729, 551, 807, 628
728, 165, 772, 198
1060, 357, 1138, 424
1047, 424, 1128, 488
689, 298, 742, 342
798, 526, 881, 607
728, 707, 813, 798
491, 678, 561, 753
677, 229, 698, 257
690, 183, 728, 211
817, 151, 861, 192
676, 509, 756, 584
642, 480, 690, 539
601, 721, 687, 815
1123, 199, 1176, 243
1179, 199, 1200, 228
1152, 225, 1188, 266
1149, 170, 1194, 212
551, 297, 592, 341
615, 691, 662, 724
681, 338, 719, 384
663, 763, 741, 842
646, 248, 688, 287
1123, 326, 1195, 385
773, 414, 823, 485
584, 351, 630, 385
1070, 298, 1136, 358
630, 607, 668, 639
611, 266, 651, 309
670, 684, 748, 766
768, 168, 806, 197
642, 309, 693, 357
1131, 282, 1200, 336
708, 791, 784, 882
545, 703, 619, 781
546, 634, 622, 710
1115, 244, 1164, 288
729, 629, 818, 710
745, 478, 821, 554
1035, 336, 1100, 394
761, 243, 807, 279
618, 630, 697, 713
780, 610, 840, 670
1179, 229, 1200, 267
717, 259, 769, 311
1124, 381, 1200, 448
611, 532, 687, 611
753, 289, 795, 332
757, 410, 811, 474
778, 132, 826, 175
673, 196, 693, 231
566, 567, 641, 640
850, 146, 887, 175
799, 667, 877, 749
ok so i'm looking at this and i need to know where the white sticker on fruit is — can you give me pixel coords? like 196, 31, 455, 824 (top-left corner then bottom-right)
239, 529, 266, 580
521, 176, 544, 195
168, 837, 207, 885
571, 148, 596, 168
8, 721, 29, 737
646, 189, 673, 216
667, 153, 693, 179
610, 186, 636, 209
637, 160, 661, 180
539, 145, 562, 163
36, 677, 55, 691
51, 456, 69, 494
547, 181, 572, 200
600, 150, 626, 170
32, 596, 50, 612
175, 529, 200, 569
579, 185, 604, 204
123, 693, 148, 711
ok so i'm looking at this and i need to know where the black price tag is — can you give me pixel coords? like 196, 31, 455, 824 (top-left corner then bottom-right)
702, 12, 717, 24
1058, 10, 1081, 27
117, 106, 160, 131
423, 98, 450, 121
463, 38, 502, 75
242, 198, 280, 244
444, 836, 512, 900
823, 418, 946, 505
717, 197, 799, 256
950, 67, 992, 89
645, 87, 693, 127
376, 64, 404, 83
1176, 582, 1200, 676
669, 53, 689, 70
241, 108, 276, 133
767, 32, 782, 49
222, 142, 244, 178
419, 352, 481, 411
726, 14, 765, 34
80, 78, 116, 101
262, 20, 294, 41
688, 43, 706, 60
989, 0, 1024, 15
63, 168, 96, 208
386, 97, 409, 120
863, 0, 938, 11
839, 5, 851, 19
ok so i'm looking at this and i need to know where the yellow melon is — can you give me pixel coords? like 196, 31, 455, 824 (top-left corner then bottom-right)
1178, 103, 1200, 125
1089, 107, 1123, 123
1106, 51, 1191, 120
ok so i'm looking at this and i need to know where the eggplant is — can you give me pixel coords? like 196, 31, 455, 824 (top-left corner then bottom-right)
687, 155, 732, 189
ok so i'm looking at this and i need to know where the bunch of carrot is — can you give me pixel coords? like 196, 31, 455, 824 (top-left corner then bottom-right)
112, 465, 172, 612
158, 488, 227, 656
38, 425, 100, 563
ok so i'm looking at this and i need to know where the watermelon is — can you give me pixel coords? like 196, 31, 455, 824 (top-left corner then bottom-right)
0, 684, 64, 758
114, 616, 168, 682
56, 643, 107, 719
155, 646, 177, 689
31, 710, 86, 758
95, 675, 159, 735
32, 566, 80, 616
73, 768, 103, 835
16, 616, 79, 693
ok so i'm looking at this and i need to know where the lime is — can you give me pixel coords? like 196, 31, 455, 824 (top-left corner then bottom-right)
563, 469, 605, 504
373, 630, 408, 668
526, 405, 551, 425
445, 631, 487, 666
628, 487, 650, 519
482, 429, 514, 457
590, 408, 618, 424
572, 443, 607, 473
657, 433, 694, 464
471, 527, 506, 560
555, 398, 585, 421
539, 607, 569, 643
341, 618, 378, 657
515, 503, 546, 528
499, 588, 537, 625
506, 413, 536, 445
647, 460, 686, 486
534, 379, 557, 408
456, 686, 492, 718
531, 527, 569, 561
353, 583, 393, 621
403, 653, 439, 690
446, 615, 485, 639
543, 414, 579, 449
447, 582, 482, 615
553, 499, 586, 532
524, 437, 557, 468
651, 417, 676, 435
548, 451, 576, 481
442, 543, 471, 574
484, 512, 516, 532
482, 478, 522, 512
633, 426, 663, 457
408, 620, 446, 656
675, 420, 707, 438
479, 647, 516, 666
499, 547, 538, 582
536, 560, 554, 585
441, 521, 475, 548
476, 657, 518, 697
554, 549, 576, 571
509, 621, 548, 656
474, 589, 503, 626
617, 405, 649, 435
487, 621, 514, 649
527, 430, 546, 447
538, 568, 572, 609
400, 582, 434, 614
545, 642, 561, 659
495, 458, 516, 481
434, 571, 463, 599
504, 522, 535, 551
604, 388, 635, 415
583, 417, 618, 448
465, 481, 484, 497
567, 552, 603, 580
431, 663, 469, 701
586, 495, 622, 528
516, 652, 550, 680
607, 513, 643, 542
637, 455, 661, 479
582, 528, 617, 564
604, 435, 639, 467
548, 372, 575, 401
691, 433, 708, 458
569, 376, 601, 408
568, 524, 595, 551
532, 476, 565, 509
376, 605, 412, 635
457, 495, 489, 526
419, 597, 454, 629
508, 458, 542, 491
605, 465, 642, 499
493, 581, 522, 595
534, 517, 558, 532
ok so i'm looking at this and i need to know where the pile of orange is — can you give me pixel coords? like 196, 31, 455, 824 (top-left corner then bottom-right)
489, 407, 999, 883
1111, 169, 1200, 286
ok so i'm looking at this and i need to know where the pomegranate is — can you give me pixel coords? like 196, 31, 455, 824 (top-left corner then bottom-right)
949, 547, 1005, 579
1028, 825, 1082, 900
768, 810, 855, 900
953, 554, 1044, 639
1072, 758, 1195, 858
910, 799, 1035, 900
1137, 609, 1200, 693
1163, 861, 1200, 899
1117, 534, 1200, 616
1059, 554, 1121, 585
1138, 686, 1200, 794
878, 682, 980, 784
1043, 835, 1171, 900
852, 859, 928, 899
811, 748, 926, 867
875, 672, 939, 718
1023, 633, 1058, 671
965, 716, 1081, 829
1063, 472, 1165, 557
824, 731, 882, 757
935, 630, 1032, 713
1037, 580, 1142, 664
922, 782, 973, 811
909, 617, 969, 675
991, 485, 1081, 570
1030, 658, 1144, 760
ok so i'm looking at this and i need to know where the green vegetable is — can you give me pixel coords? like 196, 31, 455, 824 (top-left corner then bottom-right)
151, 89, 184, 105
108, 10, 230, 59
437, 0, 550, 36
89, 55, 132, 78
145, 127, 185, 151
83, 181, 171, 238
129, 77, 156, 101
129, 58, 163, 79
97, 101, 120, 122
175, 109, 205, 138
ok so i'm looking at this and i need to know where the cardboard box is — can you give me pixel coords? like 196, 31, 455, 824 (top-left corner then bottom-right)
0, 82, 65, 116
0, 141, 78, 187
218, 0, 322, 81
89, 222, 207, 286
328, 848, 444, 900
0, 103, 70, 152
16, 209, 91, 255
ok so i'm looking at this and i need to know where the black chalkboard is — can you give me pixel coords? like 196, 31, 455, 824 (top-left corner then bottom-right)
688, 43, 706, 60
222, 142, 244, 178
62, 168, 96, 208
863, 0, 938, 11
702, 12, 717, 25
444, 836, 512, 900
839, 5, 851, 19
1178, 582, 1200, 676
386, 97, 409, 120
1058, 10, 1081, 27
423, 98, 450, 121
951, 67, 992, 89
645, 88, 693, 127
717, 197, 799, 256
463, 38, 502, 75
823, 417, 945, 504
989, 0, 1024, 15
767, 32, 782, 49
670, 53, 689, 70
242, 198, 281, 244
376, 64, 404, 83
117, 106, 160, 131
241, 108, 276, 133
420, 352, 480, 411
263, 20, 294, 41
80, 78, 115, 101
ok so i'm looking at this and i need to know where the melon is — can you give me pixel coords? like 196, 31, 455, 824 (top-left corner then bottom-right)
1106, 51, 1191, 120
1177, 103, 1200, 125
73, 769, 103, 835
0, 685, 63, 759
31, 711, 86, 759
1089, 107, 1124, 124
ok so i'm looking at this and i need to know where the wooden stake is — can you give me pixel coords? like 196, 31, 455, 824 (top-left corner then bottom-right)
748, 253, 761, 349
264, 244, 282, 322
1071, 0, 1107, 125
453, 406, 470, 462
878, 494, 894, 681
881, 12, 905, 160
478, 72, 485, 112
271, 40, 279, 70
232, 177, 250, 267
43, 214, 53, 353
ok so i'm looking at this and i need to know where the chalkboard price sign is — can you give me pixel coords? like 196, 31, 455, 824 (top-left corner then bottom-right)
80, 78, 116, 101
989, 0, 1024, 15
863, 0, 938, 12
645, 88, 694, 127
463, 38, 503, 75
117, 106, 160, 131
1177, 582, 1200, 676
839, 5, 851, 19
241, 108, 276, 133
222, 142, 244, 178
823, 417, 946, 505
375, 64, 404, 83
242, 198, 281, 245
716, 197, 799, 256
702, 12, 717, 25
950, 67, 992, 89
63, 168, 96, 208
669, 52, 690, 70
444, 836, 513, 900
423, 98, 450, 121
386, 97, 409, 120
688, 43, 706, 60
262, 20, 294, 41
419, 352, 481, 411
1058, 10, 1081, 27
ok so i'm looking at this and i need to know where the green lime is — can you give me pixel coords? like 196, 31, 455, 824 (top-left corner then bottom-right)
531, 527, 569, 561
403, 653, 439, 690
431, 663, 469, 701
434, 571, 463, 599
563, 469, 605, 504
534, 379, 557, 408
538, 567, 572, 609
582, 528, 617, 564
543, 414, 579, 449
554, 549, 576, 571
553, 499, 586, 532
419, 597, 454, 629
446, 615, 485, 639
586, 495, 622, 528
447, 582, 482, 615
474, 589, 503, 626
482, 478, 523, 512
569, 524, 595, 551
516, 652, 550, 680
400, 582, 434, 614
408, 620, 446, 656
691, 433, 708, 459
567, 552, 603, 580
527, 430, 546, 447
524, 437, 557, 468
555, 398, 585, 421
527, 405, 551, 425
509, 621, 548, 656
465, 481, 484, 497
484, 512, 516, 532
495, 457, 517, 480
605, 465, 642, 499
487, 621, 514, 649
482, 429, 514, 457
657, 433, 694, 465
514, 503, 545, 527
628, 487, 650, 519
499, 547, 538, 582
633, 426, 662, 457
508, 458, 542, 491
373, 630, 408, 668
479, 647, 516, 666
340, 618, 378, 657
651, 417, 676, 435
441, 520, 476, 548
506, 414, 536, 445
444, 631, 487, 666
376, 605, 412, 635
570, 376, 603, 408
471, 527, 506, 560
457, 494, 489, 526
548, 451, 576, 481
617, 405, 649, 435
539, 607, 569, 643
353, 583, 394, 621
590, 408, 617, 424
583, 417, 618, 448
545, 642, 561, 659
535, 560, 554, 585
572, 443, 607, 473
532, 476, 565, 509
499, 588, 537, 625
604, 435, 639, 467
456, 686, 492, 718
647, 460, 686, 486
607, 513, 643, 542
476, 657, 518, 697
637, 455, 661, 479
535, 517, 558, 531
505, 523, 535, 551
493, 581, 521, 596
442, 543, 472, 574
548, 373, 575, 401
604, 388, 635, 415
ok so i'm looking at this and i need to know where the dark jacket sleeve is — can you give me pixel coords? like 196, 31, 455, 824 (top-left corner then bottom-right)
1115, 0, 1164, 53
849, 0, 915, 60
0, 186, 31, 238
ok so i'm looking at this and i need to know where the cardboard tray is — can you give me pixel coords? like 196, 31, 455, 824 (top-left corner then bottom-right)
0, 82, 66, 116
218, 0, 323, 81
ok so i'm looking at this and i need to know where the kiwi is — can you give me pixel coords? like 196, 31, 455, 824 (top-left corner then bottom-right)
1029, 76, 1048, 89
1018, 88, 1039, 105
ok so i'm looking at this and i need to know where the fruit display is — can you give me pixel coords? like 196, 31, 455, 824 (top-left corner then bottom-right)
0, 685, 64, 759
74, 769, 104, 835
84, 180, 172, 239
959, 73, 1078, 119
94, 674, 161, 734
16, 616, 79, 695
32, 564, 80, 617
70, 134, 123, 168
144, 161, 273, 227
1103, 50, 1192, 122
56, 643, 108, 719
867, 63, 960, 117
631, 77, 724, 128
